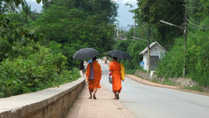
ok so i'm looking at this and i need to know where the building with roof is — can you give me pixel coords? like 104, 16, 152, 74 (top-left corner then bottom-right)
140, 42, 167, 71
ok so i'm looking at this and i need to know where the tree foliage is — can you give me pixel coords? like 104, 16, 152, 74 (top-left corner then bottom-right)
155, 0, 209, 86
136, 0, 184, 47
0, 22, 80, 97
4, 0, 48, 6
0, 45, 80, 97
32, 0, 117, 67
0, 0, 119, 97
43, 0, 118, 23
129, 0, 209, 87
114, 39, 146, 70
0, 0, 87, 97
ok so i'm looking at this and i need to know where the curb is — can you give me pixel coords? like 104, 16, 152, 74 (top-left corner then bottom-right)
126, 74, 180, 89
126, 74, 209, 97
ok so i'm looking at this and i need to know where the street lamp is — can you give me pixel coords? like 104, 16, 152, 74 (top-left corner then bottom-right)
160, 20, 187, 78
160, 20, 184, 29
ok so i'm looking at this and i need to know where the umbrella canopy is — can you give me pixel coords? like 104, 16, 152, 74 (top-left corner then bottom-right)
108, 50, 132, 60
73, 48, 99, 60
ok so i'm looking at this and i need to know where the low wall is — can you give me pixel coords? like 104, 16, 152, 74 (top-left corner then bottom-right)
0, 78, 85, 118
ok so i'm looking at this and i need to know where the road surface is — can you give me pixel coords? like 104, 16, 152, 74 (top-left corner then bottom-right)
99, 60, 209, 118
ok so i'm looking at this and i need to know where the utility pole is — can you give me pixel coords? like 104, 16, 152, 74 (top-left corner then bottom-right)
159, 0, 188, 77
147, 25, 151, 72
183, 0, 188, 78
114, 27, 118, 39
134, 18, 136, 37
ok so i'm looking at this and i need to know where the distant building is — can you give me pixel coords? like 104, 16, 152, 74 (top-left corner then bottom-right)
140, 42, 167, 71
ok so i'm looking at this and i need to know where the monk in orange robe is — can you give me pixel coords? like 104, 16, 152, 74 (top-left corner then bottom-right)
86, 57, 102, 99
109, 57, 122, 99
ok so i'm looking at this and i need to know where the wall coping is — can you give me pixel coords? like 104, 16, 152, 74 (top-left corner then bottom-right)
0, 78, 85, 116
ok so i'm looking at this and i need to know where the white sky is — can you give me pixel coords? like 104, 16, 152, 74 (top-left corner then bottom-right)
115, 0, 137, 27
26, 0, 137, 27
113, 0, 137, 4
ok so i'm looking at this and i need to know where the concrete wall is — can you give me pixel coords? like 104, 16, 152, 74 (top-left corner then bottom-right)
0, 78, 85, 118
143, 53, 148, 71
150, 45, 165, 58
142, 45, 166, 71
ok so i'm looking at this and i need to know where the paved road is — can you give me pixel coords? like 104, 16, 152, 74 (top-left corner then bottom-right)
99, 60, 209, 118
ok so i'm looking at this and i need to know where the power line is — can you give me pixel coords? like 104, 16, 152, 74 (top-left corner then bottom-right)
187, 23, 200, 29
186, 20, 209, 30
186, 29, 199, 38
150, 30, 157, 42
188, 16, 201, 25
188, 16, 209, 27
133, 1, 182, 27
186, 17, 209, 30
132, 36, 147, 41
159, 6, 184, 25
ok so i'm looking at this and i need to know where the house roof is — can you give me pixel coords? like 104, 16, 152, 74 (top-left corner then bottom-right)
139, 41, 167, 55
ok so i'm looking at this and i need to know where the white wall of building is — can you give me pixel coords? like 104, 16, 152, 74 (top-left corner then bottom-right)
143, 53, 148, 71
142, 44, 166, 71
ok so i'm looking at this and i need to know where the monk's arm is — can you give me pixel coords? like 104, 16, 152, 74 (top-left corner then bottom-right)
109, 63, 113, 72
86, 64, 90, 82
98, 64, 102, 80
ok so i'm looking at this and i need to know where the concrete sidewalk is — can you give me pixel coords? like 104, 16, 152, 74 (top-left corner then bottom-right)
65, 85, 136, 118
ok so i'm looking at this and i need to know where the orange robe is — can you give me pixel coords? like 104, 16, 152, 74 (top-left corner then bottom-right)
86, 61, 102, 90
109, 61, 122, 93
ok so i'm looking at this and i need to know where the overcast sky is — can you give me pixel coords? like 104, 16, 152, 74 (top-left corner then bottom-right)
26, 0, 137, 27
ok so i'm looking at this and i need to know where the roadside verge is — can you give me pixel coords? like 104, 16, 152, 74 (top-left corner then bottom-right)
126, 74, 209, 97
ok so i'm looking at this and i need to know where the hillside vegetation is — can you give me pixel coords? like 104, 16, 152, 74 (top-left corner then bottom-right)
114, 0, 209, 86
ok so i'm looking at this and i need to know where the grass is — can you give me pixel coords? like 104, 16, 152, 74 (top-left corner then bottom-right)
151, 78, 176, 86
125, 69, 136, 74
183, 85, 204, 92
130, 69, 209, 94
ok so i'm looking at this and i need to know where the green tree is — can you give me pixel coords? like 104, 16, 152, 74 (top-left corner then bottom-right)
43, 0, 118, 23
6, 3, 39, 29
0, 0, 83, 98
5, 0, 48, 6
0, 0, 19, 13
114, 39, 147, 70
136, 0, 185, 47
155, 0, 209, 86
33, 0, 117, 66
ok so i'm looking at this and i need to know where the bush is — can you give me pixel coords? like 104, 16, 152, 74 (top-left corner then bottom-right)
0, 36, 41, 61
156, 31, 209, 86
186, 31, 209, 86
0, 16, 81, 98
114, 39, 147, 70
156, 37, 184, 78
0, 47, 80, 98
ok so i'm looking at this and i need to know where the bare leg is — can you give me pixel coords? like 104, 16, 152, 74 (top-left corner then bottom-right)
93, 88, 97, 99
114, 92, 117, 99
116, 91, 119, 99
89, 89, 92, 99
114, 91, 119, 99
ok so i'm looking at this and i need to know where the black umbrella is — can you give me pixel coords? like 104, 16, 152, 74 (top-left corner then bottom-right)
73, 48, 99, 60
108, 50, 132, 60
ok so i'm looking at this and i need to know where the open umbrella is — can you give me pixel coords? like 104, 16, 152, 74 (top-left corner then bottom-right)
73, 48, 99, 60
108, 50, 132, 60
